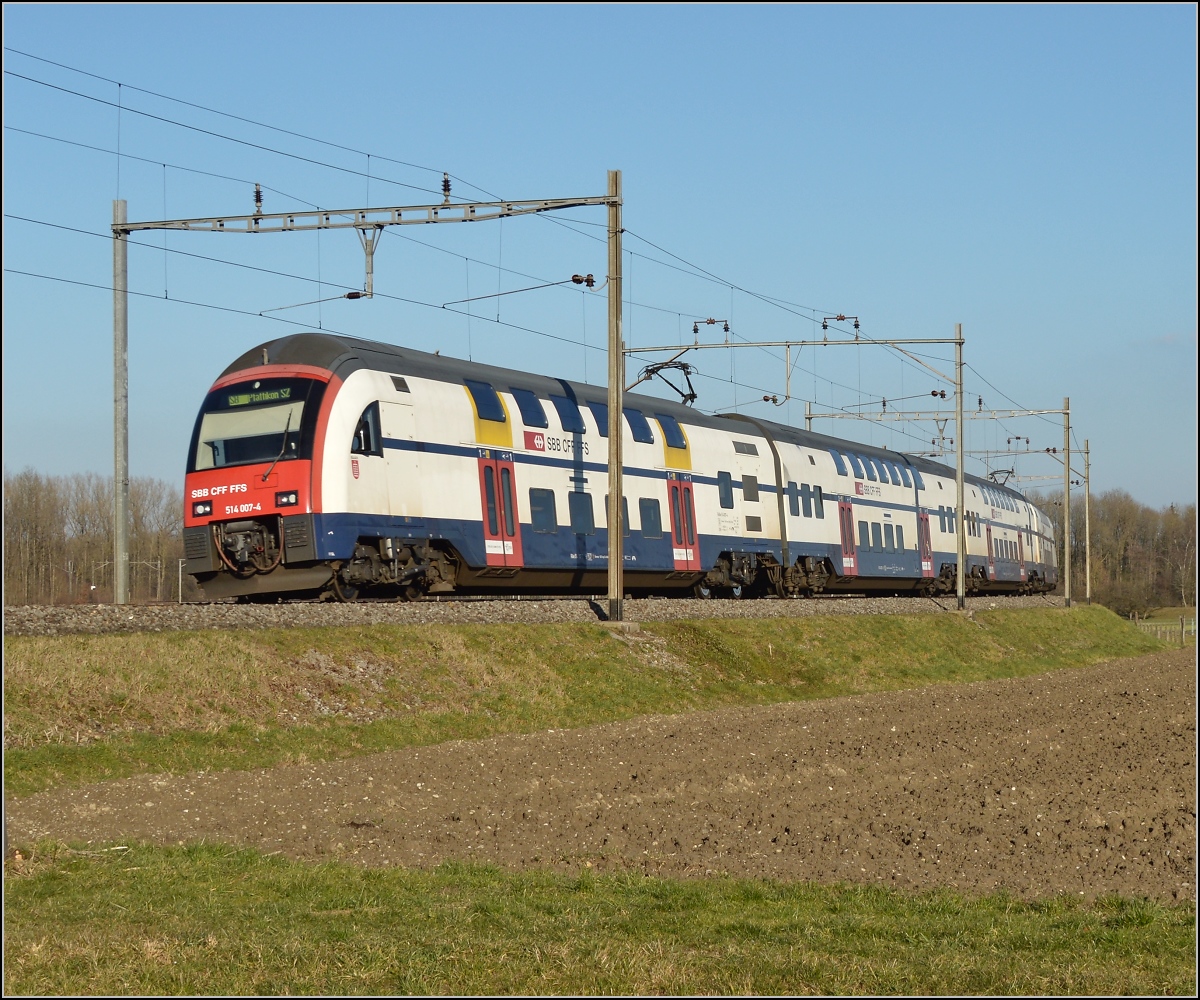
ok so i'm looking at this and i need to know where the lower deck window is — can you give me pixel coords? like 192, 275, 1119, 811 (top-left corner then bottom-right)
717, 471, 735, 509
797, 482, 825, 519
640, 498, 663, 538
603, 494, 631, 536
568, 491, 595, 535
530, 488, 557, 533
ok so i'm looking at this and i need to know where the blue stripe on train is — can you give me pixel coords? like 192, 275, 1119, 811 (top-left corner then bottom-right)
313, 510, 775, 570
310, 511, 1047, 584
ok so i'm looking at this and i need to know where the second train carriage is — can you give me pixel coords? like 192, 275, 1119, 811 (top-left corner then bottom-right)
182, 333, 1058, 601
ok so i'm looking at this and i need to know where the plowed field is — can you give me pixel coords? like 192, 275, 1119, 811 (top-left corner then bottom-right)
8, 648, 1194, 901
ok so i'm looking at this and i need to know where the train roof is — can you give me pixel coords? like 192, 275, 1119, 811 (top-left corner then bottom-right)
223, 332, 1031, 506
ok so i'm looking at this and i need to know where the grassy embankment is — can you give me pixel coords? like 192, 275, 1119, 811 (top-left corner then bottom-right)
4, 605, 1163, 797
3, 844, 1193, 995
5, 606, 1190, 996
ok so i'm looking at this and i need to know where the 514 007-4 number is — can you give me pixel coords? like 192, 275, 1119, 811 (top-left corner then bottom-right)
225, 502, 262, 515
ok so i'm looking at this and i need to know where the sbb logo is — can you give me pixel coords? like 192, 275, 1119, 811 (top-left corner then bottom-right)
524, 431, 545, 451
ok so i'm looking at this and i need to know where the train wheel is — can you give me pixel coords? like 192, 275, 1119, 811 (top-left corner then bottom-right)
726, 583, 743, 600
331, 575, 359, 603
693, 582, 714, 599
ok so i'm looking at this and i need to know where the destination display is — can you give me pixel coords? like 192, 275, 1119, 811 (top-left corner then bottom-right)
227, 386, 293, 407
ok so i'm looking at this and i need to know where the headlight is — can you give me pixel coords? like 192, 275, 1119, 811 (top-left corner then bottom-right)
192, 501, 213, 517
275, 491, 299, 507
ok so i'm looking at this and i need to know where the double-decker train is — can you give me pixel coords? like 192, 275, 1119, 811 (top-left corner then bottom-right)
182, 332, 1057, 602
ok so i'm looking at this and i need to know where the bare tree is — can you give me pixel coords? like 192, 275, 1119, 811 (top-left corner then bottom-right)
4, 468, 197, 605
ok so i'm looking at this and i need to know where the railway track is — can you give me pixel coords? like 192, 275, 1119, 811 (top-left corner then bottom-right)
4, 593, 1065, 638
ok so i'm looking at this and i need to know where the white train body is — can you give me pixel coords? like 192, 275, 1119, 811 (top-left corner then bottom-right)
182, 334, 1057, 601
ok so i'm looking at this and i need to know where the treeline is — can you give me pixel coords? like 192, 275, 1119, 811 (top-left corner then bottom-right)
3, 469, 203, 605
3, 470, 1195, 612
1031, 489, 1195, 616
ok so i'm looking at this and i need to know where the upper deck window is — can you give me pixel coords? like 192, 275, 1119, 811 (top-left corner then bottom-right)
549, 395, 586, 434
655, 413, 688, 450
847, 453, 866, 478
465, 380, 506, 423
510, 388, 548, 428
587, 401, 610, 436
733, 440, 759, 455
623, 408, 655, 444
829, 450, 848, 476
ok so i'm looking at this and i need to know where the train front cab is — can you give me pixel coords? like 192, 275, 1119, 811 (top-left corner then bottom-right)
182, 366, 335, 599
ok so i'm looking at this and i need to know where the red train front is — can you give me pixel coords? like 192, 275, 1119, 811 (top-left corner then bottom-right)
183, 363, 334, 600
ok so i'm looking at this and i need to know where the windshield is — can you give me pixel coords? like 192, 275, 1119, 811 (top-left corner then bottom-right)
188, 377, 326, 473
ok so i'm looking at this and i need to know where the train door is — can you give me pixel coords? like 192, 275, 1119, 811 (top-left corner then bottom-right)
1017, 531, 1027, 582
917, 511, 934, 578
666, 473, 701, 571
379, 400, 417, 516
985, 523, 995, 580
476, 449, 524, 568
837, 500, 857, 576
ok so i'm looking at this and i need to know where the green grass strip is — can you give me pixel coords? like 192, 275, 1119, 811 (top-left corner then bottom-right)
4, 606, 1163, 796
4, 842, 1193, 996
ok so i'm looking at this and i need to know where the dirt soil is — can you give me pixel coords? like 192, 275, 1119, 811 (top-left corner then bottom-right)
7, 648, 1195, 901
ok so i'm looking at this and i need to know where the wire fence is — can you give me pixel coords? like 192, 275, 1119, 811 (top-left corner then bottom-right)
1133, 617, 1196, 646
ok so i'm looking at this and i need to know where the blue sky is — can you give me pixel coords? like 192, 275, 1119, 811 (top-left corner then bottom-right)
3, 4, 1195, 507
